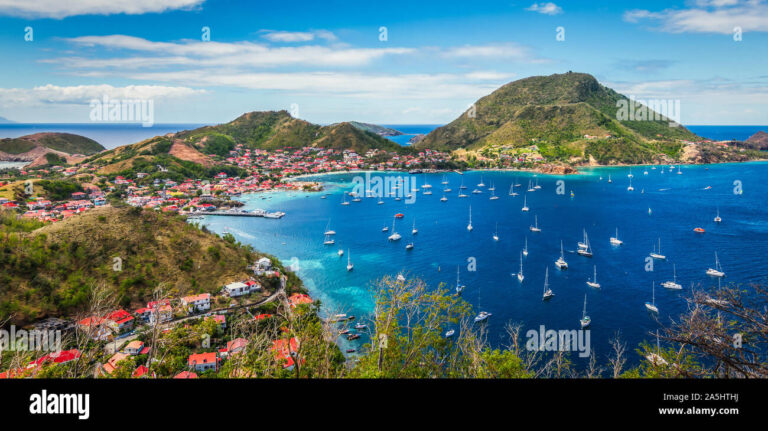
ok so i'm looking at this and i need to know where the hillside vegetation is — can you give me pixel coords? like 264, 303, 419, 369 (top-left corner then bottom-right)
417, 72, 705, 165
0, 206, 261, 325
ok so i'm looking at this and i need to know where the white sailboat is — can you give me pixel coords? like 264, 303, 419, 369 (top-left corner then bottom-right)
474, 311, 492, 323
324, 219, 336, 236
714, 208, 722, 223
455, 265, 465, 295
323, 234, 335, 245
477, 176, 485, 187
441, 174, 448, 185
649, 238, 666, 260
493, 222, 499, 241
459, 178, 467, 189
627, 177, 634, 191
645, 282, 659, 313
542, 267, 554, 300
661, 263, 682, 290
412, 219, 418, 235
586, 265, 600, 288
527, 180, 535, 192
533, 178, 541, 190
522, 237, 529, 257
337, 248, 344, 257
577, 231, 593, 257
517, 252, 524, 282
608, 174, 612, 183
529, 215, 541, 232
628, 168, 633, 178
440, 193, 448, 202
467, 205, 473, 231
489, 184, 499, 200
509, 183, 518, 196
341, 193, 350, 206
521, 194, 529, 212
580, 294, 591, 328
388, 217, 401, 241
706, 252, 725, 277
555, 240, 568, 269
609, 228, 623, 246
488, 181, 495, 191
346, 250, 353, 271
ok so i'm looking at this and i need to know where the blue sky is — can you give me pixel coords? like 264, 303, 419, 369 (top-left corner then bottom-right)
0, 0, 766, 125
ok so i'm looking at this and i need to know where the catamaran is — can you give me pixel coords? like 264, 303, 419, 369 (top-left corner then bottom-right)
714, 208, 722, 223
493, 222, 499, 241
555, 241, 568, 269
337, 249, 344, 257
542, 267, 554, 300
346, 250, 354, 271
521, 194, 529, 212
388, 217, 401, 241
323, 234, 335, 245
661, 263, 682, 290
530, 215, 541, 232
609, 228, 623, 245
489, 184, 499, 200
649, 238, 666, 260
522, 237, 529, 257
580, 294, 591, 328
455, 265, 465, 295
467, 206, 473, 231
645, 282, 659, 313
628, 168, 633, 178
706, 252, 725, 277
517, 252, 524, 282
324, 219, 336, 236
586, 265, 600, 288
577, 231, 593, 257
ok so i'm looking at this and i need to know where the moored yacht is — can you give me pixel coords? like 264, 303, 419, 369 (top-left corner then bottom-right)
706, 252, 725, 277
661, 263, 682, 290
555, 240, 568, 269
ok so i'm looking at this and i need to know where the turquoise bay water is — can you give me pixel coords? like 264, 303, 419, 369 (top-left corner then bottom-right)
200, 163, 768, 365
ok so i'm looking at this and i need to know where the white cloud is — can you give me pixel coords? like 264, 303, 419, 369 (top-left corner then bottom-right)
0, 84, 204, 106
624, 0, 768, 33
122, 70, 508, 101
260, 30, 337, 43
0, 0, 204, 19
525, 2, 563, 15
58, 35, 414, 68
442, 43, 548, 63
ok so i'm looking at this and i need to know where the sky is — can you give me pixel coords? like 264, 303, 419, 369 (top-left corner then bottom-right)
0, 0, 766, 125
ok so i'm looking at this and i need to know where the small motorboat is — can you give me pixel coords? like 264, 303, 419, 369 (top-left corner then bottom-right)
474, 311, 492, 323
445, 329, 455, 338
354, 323, 367, 330
694, 227, 705, 233
347, 334, 361, 341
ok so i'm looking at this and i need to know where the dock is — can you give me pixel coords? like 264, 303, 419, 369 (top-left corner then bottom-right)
198, 209, 285, 219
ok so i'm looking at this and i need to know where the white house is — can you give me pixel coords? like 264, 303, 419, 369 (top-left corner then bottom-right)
222, 281, 260, 297
181, 293, 211, 313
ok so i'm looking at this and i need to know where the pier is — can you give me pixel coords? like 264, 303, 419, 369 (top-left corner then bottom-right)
193, 209, 285, 219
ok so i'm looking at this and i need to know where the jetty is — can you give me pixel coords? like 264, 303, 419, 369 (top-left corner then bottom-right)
204, 209, 286, 219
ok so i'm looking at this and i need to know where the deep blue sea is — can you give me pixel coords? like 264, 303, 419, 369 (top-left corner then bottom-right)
197, 162, 768, 368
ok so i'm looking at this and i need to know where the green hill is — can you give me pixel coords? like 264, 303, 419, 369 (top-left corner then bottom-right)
416, 72, 703, 164
0, 133, 104, 156
0, 206, 279, 325
177, 110, 408, 153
